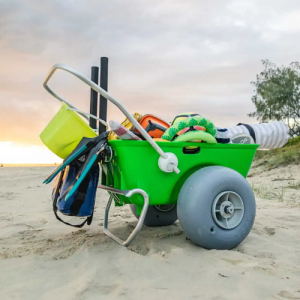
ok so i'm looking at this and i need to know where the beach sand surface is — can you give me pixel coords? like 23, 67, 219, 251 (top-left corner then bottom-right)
0, 166, 300, 300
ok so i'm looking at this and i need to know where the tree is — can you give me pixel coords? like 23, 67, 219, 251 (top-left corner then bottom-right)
248, 60, 300, 137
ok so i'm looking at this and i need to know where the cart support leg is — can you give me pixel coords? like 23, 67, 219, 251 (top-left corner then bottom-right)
99, 186, 149, 246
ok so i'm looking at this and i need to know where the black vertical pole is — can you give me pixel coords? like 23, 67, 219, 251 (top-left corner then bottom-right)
89, 66, 99, 129
99, 57, 108, 134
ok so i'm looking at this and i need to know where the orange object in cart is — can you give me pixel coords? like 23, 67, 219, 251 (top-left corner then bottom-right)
134, 114, 170, 138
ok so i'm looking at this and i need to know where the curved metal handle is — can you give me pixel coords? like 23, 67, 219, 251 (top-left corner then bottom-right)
43, 68, 88, 121
43, 64, 169, 161
43, 64, 181, 174
100, 187, 149, 246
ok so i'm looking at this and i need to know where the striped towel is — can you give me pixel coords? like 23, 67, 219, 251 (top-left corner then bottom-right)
226, 121, 289, 149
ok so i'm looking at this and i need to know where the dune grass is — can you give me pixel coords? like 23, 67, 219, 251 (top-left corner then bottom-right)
284, 136, 300, 148
253, 137, 300, 170
250, 137, 300, 201
250, 182, 286, 202
289, 180, 300, 190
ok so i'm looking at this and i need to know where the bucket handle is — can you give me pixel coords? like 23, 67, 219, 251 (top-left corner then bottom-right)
43, 64, 180, 174
66, 107, 108, 128
41, 68, 107, 128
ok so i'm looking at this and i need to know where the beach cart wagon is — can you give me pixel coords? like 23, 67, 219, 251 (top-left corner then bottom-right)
41, 63, 258, 250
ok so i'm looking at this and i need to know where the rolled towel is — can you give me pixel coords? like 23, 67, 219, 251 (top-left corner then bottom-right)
226, 121, 289, 149
109, 120, 142, 141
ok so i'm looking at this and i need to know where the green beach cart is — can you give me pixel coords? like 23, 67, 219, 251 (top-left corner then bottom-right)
42, 64, 258, 250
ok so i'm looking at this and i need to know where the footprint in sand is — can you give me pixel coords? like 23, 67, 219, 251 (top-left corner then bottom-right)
276, 290, 300, 299
79, 283, 121, 297
264, 226, 276, 236
0, 192, 17, 200
236, 245, 276, 259
255, 251, 276, 259
127, 244, 150, 255
249, 226, 275, 236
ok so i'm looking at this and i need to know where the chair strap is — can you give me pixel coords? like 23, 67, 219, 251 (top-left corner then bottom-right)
237, 123, 256, 143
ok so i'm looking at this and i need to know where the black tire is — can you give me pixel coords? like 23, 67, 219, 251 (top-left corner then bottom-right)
177, 166, 256, 250
129, 204, 178, 227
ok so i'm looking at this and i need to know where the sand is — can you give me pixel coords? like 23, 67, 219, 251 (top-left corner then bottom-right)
0, 165, 300, 300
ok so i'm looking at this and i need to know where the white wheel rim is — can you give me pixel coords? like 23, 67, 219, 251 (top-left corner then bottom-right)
212, 191, 244, 229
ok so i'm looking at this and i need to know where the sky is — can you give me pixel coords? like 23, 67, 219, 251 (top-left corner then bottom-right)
0, 0, 300, 163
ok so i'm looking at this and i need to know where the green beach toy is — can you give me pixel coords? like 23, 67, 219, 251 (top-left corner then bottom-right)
174, 131, 217, 143
162, 115, 217, 141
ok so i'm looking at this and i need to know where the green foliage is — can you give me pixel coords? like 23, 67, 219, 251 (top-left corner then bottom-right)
249, 60, 300, 137
284, 136, 300, 147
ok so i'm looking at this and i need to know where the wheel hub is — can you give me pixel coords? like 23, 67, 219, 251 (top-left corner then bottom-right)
212, 191, 245, 230
220, 201, 234, 218
224, 206, 233, 215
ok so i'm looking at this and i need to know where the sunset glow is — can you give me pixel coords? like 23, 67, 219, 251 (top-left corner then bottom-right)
0, 142, 62, 165
1, 1, 300, 163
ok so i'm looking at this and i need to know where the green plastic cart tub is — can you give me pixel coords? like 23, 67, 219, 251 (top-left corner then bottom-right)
107, 140, 258, 210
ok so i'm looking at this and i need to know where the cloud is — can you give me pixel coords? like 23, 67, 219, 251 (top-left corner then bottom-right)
1, 0, 300, 148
